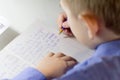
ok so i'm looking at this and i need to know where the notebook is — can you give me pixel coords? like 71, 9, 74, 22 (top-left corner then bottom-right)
0, 20, 93, 79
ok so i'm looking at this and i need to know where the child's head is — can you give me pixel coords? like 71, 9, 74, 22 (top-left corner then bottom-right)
60, 0, 120, 49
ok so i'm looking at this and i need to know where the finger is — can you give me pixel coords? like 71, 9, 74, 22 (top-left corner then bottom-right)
67, 60, 78, 68
53, 53, 66, 58
62, 21, 70, 28
61, 56, 77, 62
47, 52, 55, 57
57, 13, 67, 28
63, 29, 73, 36
57, 16, 65, 28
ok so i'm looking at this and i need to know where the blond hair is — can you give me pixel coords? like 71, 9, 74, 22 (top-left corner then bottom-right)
66, 0, 120, 35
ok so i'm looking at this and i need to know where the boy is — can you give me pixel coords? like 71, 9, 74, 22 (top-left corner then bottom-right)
12, 0, 120, 80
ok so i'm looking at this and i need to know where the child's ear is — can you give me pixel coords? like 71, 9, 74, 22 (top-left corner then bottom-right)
78, 12, 99, 39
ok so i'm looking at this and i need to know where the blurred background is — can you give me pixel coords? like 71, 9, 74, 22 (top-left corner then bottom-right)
0, 0, 62, 50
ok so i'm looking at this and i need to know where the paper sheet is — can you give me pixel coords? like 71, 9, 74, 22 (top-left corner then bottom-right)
9, 27, 60, 65
0, 53, 29, 79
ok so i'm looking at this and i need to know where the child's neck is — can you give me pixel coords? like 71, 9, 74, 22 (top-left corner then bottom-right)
92, 27, 120, 50
98, 27, 120, 46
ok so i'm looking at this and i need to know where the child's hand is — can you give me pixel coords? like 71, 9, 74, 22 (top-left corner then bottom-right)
57, 12, 74, 37
36, 52, 77, 79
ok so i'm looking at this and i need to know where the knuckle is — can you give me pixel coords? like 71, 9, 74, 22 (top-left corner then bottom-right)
49, 52, 54, 54
57, 52, 65, 55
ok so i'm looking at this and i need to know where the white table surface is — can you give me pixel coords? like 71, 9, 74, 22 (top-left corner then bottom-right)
0, 0, 62, 33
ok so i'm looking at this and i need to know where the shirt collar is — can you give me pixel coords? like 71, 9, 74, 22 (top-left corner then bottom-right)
94, 39, 120, 57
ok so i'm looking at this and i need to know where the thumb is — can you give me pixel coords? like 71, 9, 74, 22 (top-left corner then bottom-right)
67, 60, 78, 68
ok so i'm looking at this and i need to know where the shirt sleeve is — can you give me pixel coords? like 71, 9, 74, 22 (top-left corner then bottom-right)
53, 57, 102, 80
12, 67, 47, 80
55, 56, 120, 80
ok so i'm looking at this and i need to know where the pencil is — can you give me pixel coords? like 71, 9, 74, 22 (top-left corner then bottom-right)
59, 29, 63, 34
59, 27, 65, 34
